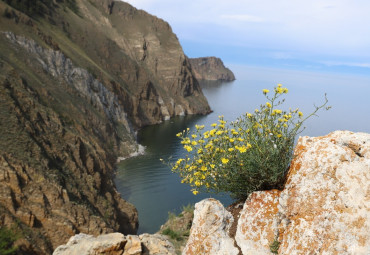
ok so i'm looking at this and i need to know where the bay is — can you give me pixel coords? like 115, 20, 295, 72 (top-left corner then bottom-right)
115, 65, 370, 234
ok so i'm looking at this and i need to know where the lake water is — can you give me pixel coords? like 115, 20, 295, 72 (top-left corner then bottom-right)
115, 65, 370, 234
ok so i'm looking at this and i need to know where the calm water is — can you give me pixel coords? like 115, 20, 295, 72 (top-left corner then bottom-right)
115, 65, 370, 234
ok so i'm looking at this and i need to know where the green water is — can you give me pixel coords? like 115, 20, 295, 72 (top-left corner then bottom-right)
115, 66, 370, 234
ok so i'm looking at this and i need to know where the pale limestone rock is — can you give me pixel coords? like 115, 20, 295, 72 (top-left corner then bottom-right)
235, 190, 281, 255
52, 233, 126, 255
185, 131, 369, 255
183, 198, 238, 255
278, 131, 370, 254
139, 234, 176, 255
53, 233, 176, 255
123, 235, 141, 255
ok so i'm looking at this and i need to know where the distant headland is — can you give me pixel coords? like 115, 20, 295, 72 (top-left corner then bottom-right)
189, 57, 236, 82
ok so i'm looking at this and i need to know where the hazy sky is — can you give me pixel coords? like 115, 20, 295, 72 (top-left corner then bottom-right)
125, 0, 370, 75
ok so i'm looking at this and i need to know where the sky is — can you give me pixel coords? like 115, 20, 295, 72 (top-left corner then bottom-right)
125, 0, 370, 75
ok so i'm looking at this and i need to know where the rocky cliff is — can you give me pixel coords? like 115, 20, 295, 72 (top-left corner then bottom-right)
189, 57, 235, 81
0, 0, 210, 254
184, 131, 370, 254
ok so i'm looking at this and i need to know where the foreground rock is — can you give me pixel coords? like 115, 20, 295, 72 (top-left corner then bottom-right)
53, 233, 175, 255
189, 57, 235, 81
183, 198, 239, 255
185, 131, 370, 254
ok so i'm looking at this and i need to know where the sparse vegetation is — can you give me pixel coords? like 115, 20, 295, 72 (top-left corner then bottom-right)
162, 228, 183, 241
160, 205, 195, 255
2, 0, 79, 17
270, 238, 280, 254
181, 203, 195, 214
0, 226, 19, 255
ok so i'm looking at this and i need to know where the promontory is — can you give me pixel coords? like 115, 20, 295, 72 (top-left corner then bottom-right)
189, 57, 236, 81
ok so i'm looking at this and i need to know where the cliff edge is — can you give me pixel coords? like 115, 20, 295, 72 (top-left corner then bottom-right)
189, 57, 235, 81
0, 0, 210, 253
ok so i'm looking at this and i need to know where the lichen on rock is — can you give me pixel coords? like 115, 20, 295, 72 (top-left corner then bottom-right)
185, 131, 370, 255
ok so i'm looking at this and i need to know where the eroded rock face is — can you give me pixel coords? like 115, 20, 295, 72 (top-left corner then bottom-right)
277, 131, 370, 254
235, 190, 281, 255
189, 57, 235, 81
183, 198, 239, 255
186, 131, 370, 254
0, 0, 211, 253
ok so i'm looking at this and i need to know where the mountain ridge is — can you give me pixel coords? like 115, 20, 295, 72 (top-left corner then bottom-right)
0, 0, 210, 253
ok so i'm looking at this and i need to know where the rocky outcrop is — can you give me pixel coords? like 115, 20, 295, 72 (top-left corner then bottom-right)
183, 199, 239, 255
189, 57, 235, 81
53, 232, 176, 255
0, 0, 211, 253
185, 131, 370, 254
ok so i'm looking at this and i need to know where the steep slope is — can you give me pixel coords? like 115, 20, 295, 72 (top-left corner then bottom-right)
189, 57, 235, 81
0, 0, 210, 254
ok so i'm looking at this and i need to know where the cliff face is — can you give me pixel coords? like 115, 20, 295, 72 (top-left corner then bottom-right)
189, 57, 235, 81
0, 0, 210, 254
184, 131, 370, 254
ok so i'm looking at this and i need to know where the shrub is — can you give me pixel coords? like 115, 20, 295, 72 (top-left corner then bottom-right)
161, 228, 183, 241
170, 84, 329, 200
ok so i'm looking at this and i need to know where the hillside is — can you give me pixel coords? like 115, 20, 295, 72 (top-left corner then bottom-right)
0, 0, 210, 254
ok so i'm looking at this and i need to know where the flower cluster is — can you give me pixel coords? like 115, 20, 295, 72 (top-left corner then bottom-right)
170, 84, 329, 200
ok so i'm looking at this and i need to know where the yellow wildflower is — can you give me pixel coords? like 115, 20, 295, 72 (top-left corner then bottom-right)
276, 87, 284, 94
262, 89, 270, 94
298, 111, 303, 117
221, 158, 229, 164
216, 130, 224, 135
192, 189, 199, 195
184, 145, 192, 152
237, 146, 247, 153
266, 102, 272, 108
211, 123, 217, 127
